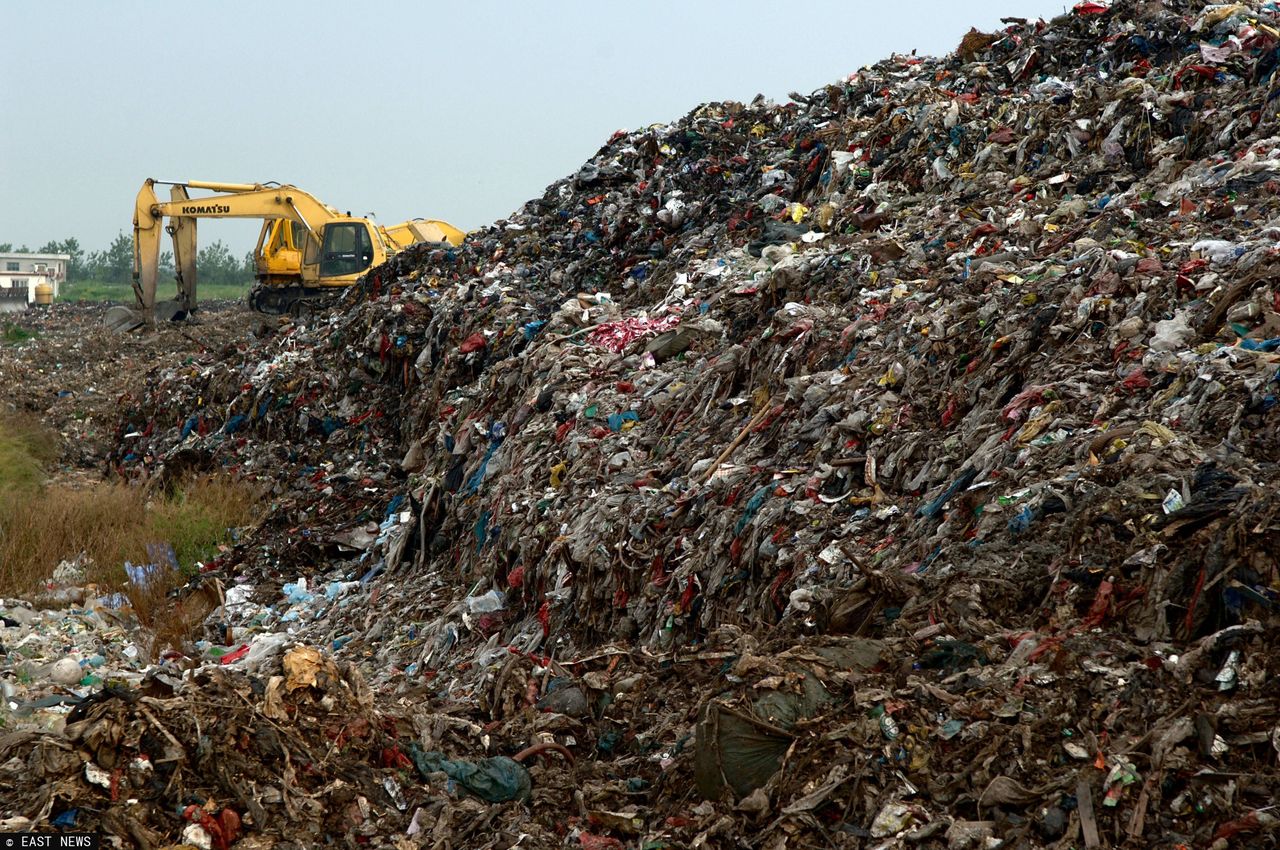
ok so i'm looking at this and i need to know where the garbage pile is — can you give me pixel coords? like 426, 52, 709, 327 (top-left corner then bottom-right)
11, 0, 1280, 845
0, 640, 536, 849
0, 301, 257, 470
0, 588, 150, 735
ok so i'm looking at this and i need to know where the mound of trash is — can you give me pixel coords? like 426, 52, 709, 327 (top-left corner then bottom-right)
0, 301, 256, 469
8, 1, 1280, 847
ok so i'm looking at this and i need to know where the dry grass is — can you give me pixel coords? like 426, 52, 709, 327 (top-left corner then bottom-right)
0, 478, 258, 591
122, 559, 228, 658
0, 415, 259, 653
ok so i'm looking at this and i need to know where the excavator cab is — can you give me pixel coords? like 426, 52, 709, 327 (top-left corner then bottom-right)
311, 222, 377, 279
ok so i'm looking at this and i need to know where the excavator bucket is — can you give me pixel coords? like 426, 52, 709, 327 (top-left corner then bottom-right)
407, 219, 466, 246
108, 179, 193, 331
108, 179, 162, 331
154, 300, 189, 322
104, 305, 146, 333
104, 299, 187, 332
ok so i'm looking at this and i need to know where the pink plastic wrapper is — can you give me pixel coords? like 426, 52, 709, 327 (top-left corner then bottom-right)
587, 314, 681, 353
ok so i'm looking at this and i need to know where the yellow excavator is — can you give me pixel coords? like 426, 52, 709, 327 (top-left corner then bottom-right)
108, 179, 464, 329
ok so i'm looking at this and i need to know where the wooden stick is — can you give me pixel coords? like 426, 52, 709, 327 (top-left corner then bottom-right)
1127, 773, 1156, 840
701, 403, 772, 484
138, 703, 186, 758
1077, 775, 1101, 849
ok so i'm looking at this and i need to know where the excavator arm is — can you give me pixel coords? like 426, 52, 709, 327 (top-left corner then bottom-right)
129, 178, 346, 323
168, 184, 198, 314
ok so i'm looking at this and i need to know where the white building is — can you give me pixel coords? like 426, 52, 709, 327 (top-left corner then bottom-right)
0, 252, 70, 307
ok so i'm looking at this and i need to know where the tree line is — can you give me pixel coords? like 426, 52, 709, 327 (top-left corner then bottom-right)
0, 235, 254, 286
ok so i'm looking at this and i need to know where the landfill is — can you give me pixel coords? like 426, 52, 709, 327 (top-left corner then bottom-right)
6, 0, 1280, 847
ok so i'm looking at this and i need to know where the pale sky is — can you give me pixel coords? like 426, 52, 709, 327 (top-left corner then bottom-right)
2, 0, 1068, 253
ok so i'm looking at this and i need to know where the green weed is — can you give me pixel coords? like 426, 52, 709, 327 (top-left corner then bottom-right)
2, 323, 37, 344
0, 415, 58, 492
57, 279, 253, 304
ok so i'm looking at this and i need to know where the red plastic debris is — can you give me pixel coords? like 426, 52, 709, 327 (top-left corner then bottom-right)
1082, 579, 1114, 628
506, 564, 526, 589
1121, 369, 1151, 392
1073, 1, 1111, 14
537, 601, 551, 637
586, 315, 681, 353
1214, 810, 1275, 841
218, 644, 250, 665
182, 805, 241, 850
380, 747, 414, 770
940, 396, 960, 427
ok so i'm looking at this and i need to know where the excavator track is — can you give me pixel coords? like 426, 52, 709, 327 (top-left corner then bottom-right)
247, 285, 338, 318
